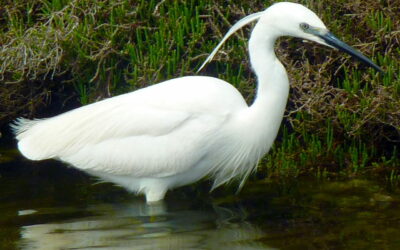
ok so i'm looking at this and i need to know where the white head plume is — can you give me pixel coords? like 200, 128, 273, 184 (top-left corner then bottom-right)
197, 11, 265, 72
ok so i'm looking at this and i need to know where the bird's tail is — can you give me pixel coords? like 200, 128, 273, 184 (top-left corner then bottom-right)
11, 117, 52, 160
11, 117, 38, 137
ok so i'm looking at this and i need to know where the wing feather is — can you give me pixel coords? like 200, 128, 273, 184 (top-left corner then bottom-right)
13, 76, 247, 177
14, 96, 192, 160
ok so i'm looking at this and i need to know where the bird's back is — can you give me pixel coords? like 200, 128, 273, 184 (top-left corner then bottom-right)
13, 76, 248, 179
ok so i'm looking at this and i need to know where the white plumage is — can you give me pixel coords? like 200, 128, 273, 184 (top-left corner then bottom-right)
13, 2, 381, 202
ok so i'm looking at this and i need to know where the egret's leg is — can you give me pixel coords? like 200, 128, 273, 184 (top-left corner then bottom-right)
145, 187, 167, 203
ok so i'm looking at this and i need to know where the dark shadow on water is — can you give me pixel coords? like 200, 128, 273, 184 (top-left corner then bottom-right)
1, 145, 400, 249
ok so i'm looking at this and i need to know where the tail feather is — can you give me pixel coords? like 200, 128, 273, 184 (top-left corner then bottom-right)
11, 118, 42, 138
11, 117, 53, 161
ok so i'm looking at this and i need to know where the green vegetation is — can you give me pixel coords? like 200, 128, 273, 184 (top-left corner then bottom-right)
0, 0, 399, 180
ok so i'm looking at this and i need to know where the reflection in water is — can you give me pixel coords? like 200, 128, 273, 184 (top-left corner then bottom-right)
0, 151, 271, 249
19, 201, 271, 249
1, 146, 400, 249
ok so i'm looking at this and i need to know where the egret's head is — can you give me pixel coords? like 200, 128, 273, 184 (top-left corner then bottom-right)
259, 2, 328, 45
198, 2, 382, 73
258, 2, 383, 72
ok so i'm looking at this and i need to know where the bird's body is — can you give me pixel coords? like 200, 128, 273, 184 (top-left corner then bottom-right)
13, 2, 381, 202
14, 74, 287, 201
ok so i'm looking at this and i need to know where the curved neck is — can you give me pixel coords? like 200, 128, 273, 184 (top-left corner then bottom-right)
249, 23, 289, 107
246, 22, 290, 141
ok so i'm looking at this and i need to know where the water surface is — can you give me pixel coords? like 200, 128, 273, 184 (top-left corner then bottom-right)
1, 146, 400, 249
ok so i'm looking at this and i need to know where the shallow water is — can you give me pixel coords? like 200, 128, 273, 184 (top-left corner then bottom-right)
1, 146, 400, 249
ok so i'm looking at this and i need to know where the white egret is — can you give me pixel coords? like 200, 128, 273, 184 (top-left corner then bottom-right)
12, 2, 382, 203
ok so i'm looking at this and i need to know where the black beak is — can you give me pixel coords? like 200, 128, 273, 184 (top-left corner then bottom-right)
318, 32, 383, 73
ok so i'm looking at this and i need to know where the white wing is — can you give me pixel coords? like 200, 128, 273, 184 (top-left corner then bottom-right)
13, 76, 248, 177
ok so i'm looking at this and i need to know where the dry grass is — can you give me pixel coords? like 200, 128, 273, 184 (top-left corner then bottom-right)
0, 0, 399, 175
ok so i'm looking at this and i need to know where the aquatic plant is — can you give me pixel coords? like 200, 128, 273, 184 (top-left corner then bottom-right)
0, 0, 399, 179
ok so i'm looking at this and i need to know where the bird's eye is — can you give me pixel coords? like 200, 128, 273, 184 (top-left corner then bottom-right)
300, 23, 310, 30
